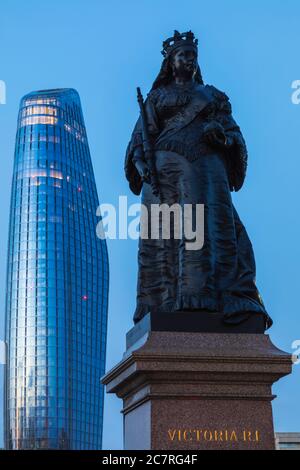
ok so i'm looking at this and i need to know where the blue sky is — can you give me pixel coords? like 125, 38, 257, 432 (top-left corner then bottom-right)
0, 0, 299, 449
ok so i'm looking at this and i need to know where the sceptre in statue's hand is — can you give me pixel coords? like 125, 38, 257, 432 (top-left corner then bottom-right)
136, 87, 160, 199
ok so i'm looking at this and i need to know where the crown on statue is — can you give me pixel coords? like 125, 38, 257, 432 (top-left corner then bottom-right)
161, 30, 198, 58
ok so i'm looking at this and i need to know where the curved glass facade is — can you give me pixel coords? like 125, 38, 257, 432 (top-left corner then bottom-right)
4, 88, 109, 449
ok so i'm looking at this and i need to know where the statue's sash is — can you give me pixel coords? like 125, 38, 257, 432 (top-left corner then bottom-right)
155, 84, 214, 144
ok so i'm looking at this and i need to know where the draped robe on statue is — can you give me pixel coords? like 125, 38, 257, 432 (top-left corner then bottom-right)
125, 82, 272, 328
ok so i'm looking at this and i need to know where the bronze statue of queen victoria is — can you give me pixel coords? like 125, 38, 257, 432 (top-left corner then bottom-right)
125, 30, 272, 330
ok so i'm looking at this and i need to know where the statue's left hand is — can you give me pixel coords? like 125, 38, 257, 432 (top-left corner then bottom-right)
203, 121, 227, 148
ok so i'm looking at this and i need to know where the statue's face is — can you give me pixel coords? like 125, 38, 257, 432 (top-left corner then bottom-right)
171, 46, 198, 79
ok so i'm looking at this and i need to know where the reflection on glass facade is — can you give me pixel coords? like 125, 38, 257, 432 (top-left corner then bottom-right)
4, 89, 109, 449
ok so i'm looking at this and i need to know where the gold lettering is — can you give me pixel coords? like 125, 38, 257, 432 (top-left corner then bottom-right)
167, 428, 261, 443
243, 430, 255, 442
230, 431, 238, 442
243, 430, 260, 442
204, 430, 213, 441
183, 430, 193, 441
168, 429, 176, 441
214, 430, 223, 441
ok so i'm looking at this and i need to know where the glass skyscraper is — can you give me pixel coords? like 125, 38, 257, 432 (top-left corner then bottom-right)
4, 88, 109, 449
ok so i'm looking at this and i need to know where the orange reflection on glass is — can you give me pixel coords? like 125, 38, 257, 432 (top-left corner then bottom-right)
20, 116, 58, 127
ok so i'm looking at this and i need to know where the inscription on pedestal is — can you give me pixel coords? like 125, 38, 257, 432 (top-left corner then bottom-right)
102, 331, 293, 450
167, 429, 260, 444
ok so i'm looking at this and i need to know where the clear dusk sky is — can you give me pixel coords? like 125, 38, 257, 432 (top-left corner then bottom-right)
0, 0, 299, 449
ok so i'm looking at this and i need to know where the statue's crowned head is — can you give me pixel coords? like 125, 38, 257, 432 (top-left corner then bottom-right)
161, 30, 198, 58
151, 29, 203, 90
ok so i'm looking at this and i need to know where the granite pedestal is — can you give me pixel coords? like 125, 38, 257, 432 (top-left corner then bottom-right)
102, 313, 292, 450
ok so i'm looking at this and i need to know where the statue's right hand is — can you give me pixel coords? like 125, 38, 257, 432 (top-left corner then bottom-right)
134, 160, 151, 184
